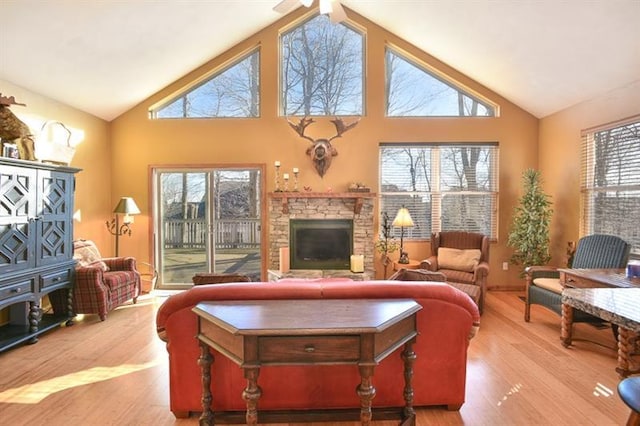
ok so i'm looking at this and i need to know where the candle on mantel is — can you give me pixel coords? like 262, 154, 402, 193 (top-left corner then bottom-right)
274, 160, 281, 167
283, 173, 289, 180
350, 254, 364, 273
292, 167, 299, 174
279, 247, 290, 273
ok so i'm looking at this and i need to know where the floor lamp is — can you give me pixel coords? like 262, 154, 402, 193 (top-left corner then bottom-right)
393, 206, 414, 264
106, 197, 140, 256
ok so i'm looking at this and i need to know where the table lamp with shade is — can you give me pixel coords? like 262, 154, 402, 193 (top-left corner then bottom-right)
393, 206, 414, 264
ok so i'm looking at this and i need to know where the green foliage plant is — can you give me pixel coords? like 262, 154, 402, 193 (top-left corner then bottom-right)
507, 169, 553, 276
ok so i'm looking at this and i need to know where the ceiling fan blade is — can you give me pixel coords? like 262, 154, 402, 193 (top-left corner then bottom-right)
329, 1, 347, 23
273, 0, 301, 14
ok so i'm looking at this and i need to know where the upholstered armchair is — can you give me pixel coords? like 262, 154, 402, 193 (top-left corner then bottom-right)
420, 231, 490, 313
524, 234, 630, 322
72, 239, 141, 321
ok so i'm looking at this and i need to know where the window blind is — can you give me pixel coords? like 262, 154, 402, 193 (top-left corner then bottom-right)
379, 143, 499, 240
580, 116, 640, 255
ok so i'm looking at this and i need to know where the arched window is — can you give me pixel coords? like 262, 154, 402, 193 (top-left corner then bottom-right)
280, 14, 364, 116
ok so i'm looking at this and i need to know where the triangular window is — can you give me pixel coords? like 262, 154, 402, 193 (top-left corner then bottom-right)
152, 49, 260, 118
385, 46, 496, 117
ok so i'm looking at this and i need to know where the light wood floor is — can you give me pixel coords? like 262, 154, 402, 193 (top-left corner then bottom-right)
0, 290, 633, 425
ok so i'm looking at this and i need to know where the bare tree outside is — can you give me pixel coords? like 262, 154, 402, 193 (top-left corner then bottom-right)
154, 50, 260, 118
385, 47, 494, 117
380, 144, 497, 238
585, 121, 640, 253
281, 14, 363, 116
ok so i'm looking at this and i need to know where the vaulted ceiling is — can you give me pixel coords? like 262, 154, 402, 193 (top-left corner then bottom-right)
1, 0, 638, 121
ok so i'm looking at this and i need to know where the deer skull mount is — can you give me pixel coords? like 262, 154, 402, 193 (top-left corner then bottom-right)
287, 117, 359, 177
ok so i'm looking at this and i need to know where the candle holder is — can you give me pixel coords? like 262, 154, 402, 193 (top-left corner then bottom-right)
293, 168, 299, 192
283, 173, 290, 192
274, 162, 282, 192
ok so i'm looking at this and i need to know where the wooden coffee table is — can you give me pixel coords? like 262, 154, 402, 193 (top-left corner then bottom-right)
193, 299, 422, 425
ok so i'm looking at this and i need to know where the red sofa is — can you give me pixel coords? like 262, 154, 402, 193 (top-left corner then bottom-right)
155, 279, 480, 418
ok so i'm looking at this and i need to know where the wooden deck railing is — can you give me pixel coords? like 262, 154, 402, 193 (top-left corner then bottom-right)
163, 219, 260, 249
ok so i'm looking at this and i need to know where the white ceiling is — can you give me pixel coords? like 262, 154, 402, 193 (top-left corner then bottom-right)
1, 0, 638, 121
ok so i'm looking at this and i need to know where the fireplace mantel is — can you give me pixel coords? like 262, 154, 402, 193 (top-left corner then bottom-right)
269, 192, 376, 214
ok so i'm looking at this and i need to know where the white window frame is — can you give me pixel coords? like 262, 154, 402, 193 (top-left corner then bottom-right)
580, 115, 640, 256
379, 143, 499, 240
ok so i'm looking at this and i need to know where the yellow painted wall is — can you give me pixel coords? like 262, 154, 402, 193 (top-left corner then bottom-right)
538, 80, 640, 265
110, 9, 538, 288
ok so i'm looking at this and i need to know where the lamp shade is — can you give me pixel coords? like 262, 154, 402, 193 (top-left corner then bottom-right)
113, 197, 141, 215
392, 207, 414, 228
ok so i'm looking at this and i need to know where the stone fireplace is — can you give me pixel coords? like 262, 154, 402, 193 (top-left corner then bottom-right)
268, 193, 375, 277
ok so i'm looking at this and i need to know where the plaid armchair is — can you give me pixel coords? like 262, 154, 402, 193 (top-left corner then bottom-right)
72, 239, 141, 321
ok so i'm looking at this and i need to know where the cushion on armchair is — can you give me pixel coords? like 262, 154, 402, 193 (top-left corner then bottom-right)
73, 239, 109, 271
438, 248, 481, 272
532, 277, 563, 294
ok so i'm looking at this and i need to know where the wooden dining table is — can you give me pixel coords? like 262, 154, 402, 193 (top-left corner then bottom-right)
559, 268, 640, 290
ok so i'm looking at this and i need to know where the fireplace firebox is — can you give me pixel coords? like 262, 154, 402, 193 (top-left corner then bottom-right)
289, 219, 353, 270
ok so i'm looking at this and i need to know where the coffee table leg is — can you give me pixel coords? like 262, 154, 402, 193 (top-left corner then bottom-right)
561, 304, 574, 347
198, 341, 214, 425
402, 338, 417, 423
242, 367, 262, 425
357, 364, 376, 425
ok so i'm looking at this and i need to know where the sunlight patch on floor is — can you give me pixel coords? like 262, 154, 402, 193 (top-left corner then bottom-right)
593, 382, 614, 398
0, 361, 160, 404
497, 383, 523, 406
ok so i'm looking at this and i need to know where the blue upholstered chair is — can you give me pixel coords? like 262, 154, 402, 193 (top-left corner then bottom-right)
618, 376, 640, 426
524, 234, 630, 322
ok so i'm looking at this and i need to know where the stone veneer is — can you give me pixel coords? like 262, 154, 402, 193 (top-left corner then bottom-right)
268, 193, 375, 277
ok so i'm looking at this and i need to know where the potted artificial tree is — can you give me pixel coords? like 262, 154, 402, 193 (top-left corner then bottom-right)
507, 168, 553, 276
375, 211, 400, 278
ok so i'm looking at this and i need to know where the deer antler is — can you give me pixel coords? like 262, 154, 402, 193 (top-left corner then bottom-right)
287, 117, 316, 143
328, 117, 360, 142
285, 116, 360, 178
0, 93, 26, 107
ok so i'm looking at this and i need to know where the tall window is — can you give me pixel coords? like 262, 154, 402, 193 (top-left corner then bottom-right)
280, 14, 364, 116
380, 143, 499, 239
385, 46, 496, 117
151, 49, 260, 118
581, 116, 640, 255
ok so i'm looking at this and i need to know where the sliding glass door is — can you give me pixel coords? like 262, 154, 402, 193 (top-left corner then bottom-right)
153, 167, 262, 288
